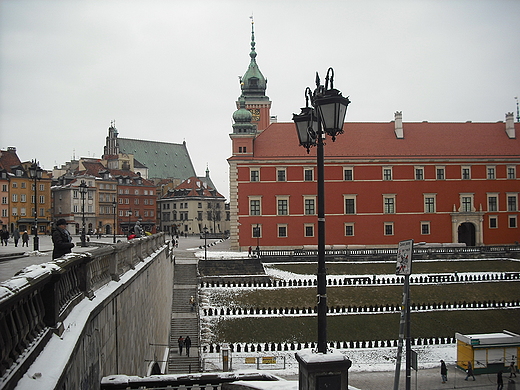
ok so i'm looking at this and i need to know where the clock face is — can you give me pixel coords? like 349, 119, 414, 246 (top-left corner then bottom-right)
249, 109, 260, 121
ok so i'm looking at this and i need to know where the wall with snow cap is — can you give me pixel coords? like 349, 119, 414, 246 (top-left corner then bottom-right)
2, 233, 174, 390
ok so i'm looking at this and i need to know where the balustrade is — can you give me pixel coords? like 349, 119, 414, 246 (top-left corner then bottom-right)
0, 233, 165, 389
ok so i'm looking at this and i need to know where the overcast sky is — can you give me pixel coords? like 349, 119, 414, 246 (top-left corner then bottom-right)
1, 0, 519, 199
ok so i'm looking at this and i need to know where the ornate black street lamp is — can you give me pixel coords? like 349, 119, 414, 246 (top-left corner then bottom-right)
112, 199, 117, 243
292, 68, 350, 354
79, 180, 88, 247
254, 224, 260, 257
127, 210, 132, 237
28, 160, 43, 251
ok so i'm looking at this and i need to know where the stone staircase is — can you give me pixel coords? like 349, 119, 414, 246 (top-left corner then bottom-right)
168, 258, 201, 374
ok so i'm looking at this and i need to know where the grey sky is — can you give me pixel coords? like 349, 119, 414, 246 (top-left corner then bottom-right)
1, 0, 519, 200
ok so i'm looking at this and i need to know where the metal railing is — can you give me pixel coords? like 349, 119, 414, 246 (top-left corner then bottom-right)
258, 244, 520, 260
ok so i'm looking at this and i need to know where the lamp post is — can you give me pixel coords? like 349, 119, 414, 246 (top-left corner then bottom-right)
293, 68, 350, 354
112, 199, 117, 243
203, 225, 208, 260
28, 160, 43, 251
254, 224, 260, 257
79, 180, 88, 247
127, 210, 132, 237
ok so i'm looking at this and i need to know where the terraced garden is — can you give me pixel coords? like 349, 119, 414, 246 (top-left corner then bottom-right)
199, 259, 520, 344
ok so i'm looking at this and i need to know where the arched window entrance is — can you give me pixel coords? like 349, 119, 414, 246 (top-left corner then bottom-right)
458, 222, 476, 246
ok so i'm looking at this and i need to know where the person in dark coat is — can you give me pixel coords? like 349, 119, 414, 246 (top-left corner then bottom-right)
12, 229, 20, 247
498, 370, 504, 390
440, 360, 448, 383
185, 336, 192, 357
465, 361, 475, 381
178, 336, 184, 355
1, 229, 9, 246
52, 219, 74, 259
22, 231, 29, 247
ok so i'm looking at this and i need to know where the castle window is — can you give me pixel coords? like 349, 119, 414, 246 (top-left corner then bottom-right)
250, 169, 259, 182
436, 167, 445, 180
383, 167, 392, 181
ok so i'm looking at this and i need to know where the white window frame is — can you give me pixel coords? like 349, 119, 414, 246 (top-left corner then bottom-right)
276, 196, 290, 216
421, 221, 430, 235
459, 193, 474, 212
344, 195, 357, 215
436, 166, 445, 180
303, 196, 316, 215
277, 224, 288, 238
383, 194, 396, 214
507, 165, 516, 179
487, 193, 499, 212
250, 168, 260, 182
487, 166, 496, 180
489, 215, 498, 229
415, 166, 425, 180
304, 167, 314, 181
506, 193, 518, 212
384, 222, 394, 236
343, 167, 354, 181
277, 168, 287, 182
344, 223, 355, 237
304, 223, 314, 237
382, 166, 393, 181
249, 196, 262, 216
423, 194, 436, 213
461, 166, 471, 180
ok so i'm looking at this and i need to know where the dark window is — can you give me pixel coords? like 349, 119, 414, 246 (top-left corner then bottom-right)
345, 199, 355, 214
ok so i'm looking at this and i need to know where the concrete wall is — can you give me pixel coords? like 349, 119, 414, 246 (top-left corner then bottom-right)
56, 245, 173, 390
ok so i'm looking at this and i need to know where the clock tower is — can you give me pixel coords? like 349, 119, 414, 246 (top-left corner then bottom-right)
238, 19, 271, 132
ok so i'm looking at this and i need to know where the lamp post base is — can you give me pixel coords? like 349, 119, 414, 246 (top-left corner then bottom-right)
295, 350, 351, 390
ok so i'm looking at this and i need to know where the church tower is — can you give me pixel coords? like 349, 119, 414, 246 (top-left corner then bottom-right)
238, 19, 271, 131
103, 120, 119, 157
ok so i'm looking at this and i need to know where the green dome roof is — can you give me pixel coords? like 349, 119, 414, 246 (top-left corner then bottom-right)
233, 96, 253, 123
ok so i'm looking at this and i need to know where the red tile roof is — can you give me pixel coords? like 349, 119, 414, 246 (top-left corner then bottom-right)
0, 149, 22, 172
241, 121, 520, 160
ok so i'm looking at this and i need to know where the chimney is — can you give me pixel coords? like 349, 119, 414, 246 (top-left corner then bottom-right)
505, 112, 515, 138
394, 111, 404, 139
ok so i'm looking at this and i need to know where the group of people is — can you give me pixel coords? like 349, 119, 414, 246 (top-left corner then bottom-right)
177, 336, 192, 357
0, 228, 30, 247
441, 359, 517, 388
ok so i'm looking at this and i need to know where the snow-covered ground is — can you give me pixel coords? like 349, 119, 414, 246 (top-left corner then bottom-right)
191, 248, 498, 376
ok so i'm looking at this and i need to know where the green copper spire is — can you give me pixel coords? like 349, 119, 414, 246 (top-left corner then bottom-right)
240, 18, 268, 101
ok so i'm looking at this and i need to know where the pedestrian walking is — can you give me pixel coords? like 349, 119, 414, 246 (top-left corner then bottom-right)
440, 360, 448, 383
189, 296, 195, 311
2, 229, 9, 246
465, 361, 475, 381
178, 336, 184, 355
498, 370, 504, 390
22, 231, 29, 247
52, 219, 74, 259
185, 336, 192, 357
248, 246, 252, 257
12, 228, 20, 247
511, 361, 518, 378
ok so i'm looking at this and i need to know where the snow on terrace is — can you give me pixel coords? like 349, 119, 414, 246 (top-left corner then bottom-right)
190, 249, 509, 375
